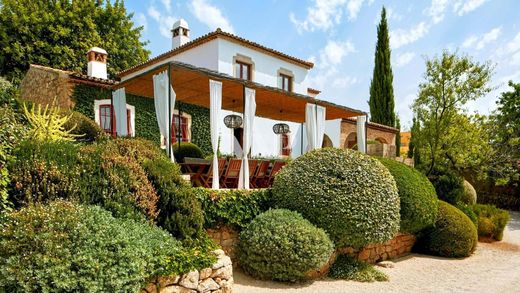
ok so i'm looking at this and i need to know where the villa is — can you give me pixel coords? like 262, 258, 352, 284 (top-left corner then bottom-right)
20, 19, 398, 189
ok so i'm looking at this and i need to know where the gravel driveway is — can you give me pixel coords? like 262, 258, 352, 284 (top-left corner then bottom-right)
234, 211, 520, 293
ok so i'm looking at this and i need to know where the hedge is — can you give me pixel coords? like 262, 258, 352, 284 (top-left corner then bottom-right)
377, 158, 438, 234
472, 204, 510, 241
272, 148, 400, 248
415, 201, 478, 257
461, 180, 477, 205
193, 188, 273, 229
0, 201, 215, 292
237, 209, 334, 282
329, 254, 388, 282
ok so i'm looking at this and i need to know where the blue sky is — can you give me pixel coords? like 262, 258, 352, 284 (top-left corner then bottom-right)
125, 0, 520, 129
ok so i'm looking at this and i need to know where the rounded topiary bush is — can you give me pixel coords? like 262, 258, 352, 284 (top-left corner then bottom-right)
377, 158, 438, 234
272, 148, 400, 248
415, 201, 478, 258
429, 169, 465, 205
461, 180, 477, 205
63, 111, 106, 142
237, 209, 334, 282
173, 142, 203, 162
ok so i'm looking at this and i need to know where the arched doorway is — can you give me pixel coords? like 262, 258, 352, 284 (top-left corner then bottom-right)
345, 132, 357, 149
322, 134, 333, 148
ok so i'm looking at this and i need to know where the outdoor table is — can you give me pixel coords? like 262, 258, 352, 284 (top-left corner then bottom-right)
180, 160, 211, 187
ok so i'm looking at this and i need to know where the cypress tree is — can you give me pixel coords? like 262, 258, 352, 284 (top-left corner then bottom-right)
369, 7, 395, 127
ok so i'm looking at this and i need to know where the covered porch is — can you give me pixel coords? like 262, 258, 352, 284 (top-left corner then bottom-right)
113, 61, 367, 189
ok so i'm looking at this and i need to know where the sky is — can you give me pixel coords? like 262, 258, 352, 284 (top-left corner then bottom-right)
125, 0, 520, 130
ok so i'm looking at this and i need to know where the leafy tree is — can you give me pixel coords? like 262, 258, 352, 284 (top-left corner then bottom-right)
412, 51, 493, 175
369, 7, 395, 127
408, 117, 418, 159
0, 0, 150, 81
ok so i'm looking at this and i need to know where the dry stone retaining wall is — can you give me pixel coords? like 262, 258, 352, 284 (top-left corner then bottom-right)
141, 249, 233, 293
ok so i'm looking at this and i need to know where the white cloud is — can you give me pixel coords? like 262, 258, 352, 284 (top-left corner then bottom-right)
161, 0, 172, 13
390, 22, 430, 49
427, 0, 449, 24
333, 76, 358, 88
511, 51, 520, 66
135, 13, 148, 32
502, 32, 520, 55
393, 52, 416, 68
290, 0, 369, 33
462, 27, 502, 50
374, 7, 402, 25
454, 0, 488, 16
319, 40, 356, 68
147, 6, 177, 38
189, 0, 234, 33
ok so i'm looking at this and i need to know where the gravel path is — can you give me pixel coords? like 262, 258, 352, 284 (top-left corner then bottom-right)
234, 211, 520, 293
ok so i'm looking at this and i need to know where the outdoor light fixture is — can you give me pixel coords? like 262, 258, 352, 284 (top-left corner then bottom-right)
224, 99, 243, 129
273, 123, 290, 134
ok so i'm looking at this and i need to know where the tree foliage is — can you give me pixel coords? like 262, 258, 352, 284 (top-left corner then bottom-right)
369, 7, 395, 127
0, 0, 150, 81
412, 51, 493, 175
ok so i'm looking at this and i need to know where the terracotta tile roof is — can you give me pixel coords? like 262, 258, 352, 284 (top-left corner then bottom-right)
343, 117, 399, 133
30, 64, 118, 86
307, 87, 321, 94
117, 28, 314, 77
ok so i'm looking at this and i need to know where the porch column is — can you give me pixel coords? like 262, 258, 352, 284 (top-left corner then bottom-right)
356, 115, 367, 153
112, 87, 127, 136
209, 80, 222, 189
305, 103, 326, 151
238, 87, 256, 189
152, 70, 176, 161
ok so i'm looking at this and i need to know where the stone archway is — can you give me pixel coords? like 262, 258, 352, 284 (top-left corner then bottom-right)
322, 134, 333, 148
375, 137, 388, 144
344, 132, 357, 149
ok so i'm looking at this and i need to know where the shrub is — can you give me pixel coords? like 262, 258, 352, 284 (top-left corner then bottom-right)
377, 158, 438, 234
272, 148, 400, 248
0, 201, 215, 292
0, 106, 27, 154
193, 188, 273, 229
237, 209, 334, 282
23, 103, 78, 141
329, 254, 388, 282
173, 142, 203, 162
455, 203, 478, 227
63, 111, 106, 142
461, 180, 477, 205
429, 168, 465, 205
472, 204, 510, 241
415, 201, 477, 257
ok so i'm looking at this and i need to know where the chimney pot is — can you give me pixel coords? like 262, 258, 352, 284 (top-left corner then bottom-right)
87, 47, 108, 79
172, 19, 190, 49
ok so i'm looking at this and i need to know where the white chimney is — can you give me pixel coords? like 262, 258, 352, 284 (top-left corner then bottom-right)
87, 47, 108, 79
172, 19, 190, 49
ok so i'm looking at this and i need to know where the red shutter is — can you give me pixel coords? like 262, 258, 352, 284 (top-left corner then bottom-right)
281, 134, 291, 156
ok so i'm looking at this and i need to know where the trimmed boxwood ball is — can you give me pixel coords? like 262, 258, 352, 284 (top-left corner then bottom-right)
272, 148, 400, 248
237, 209, 334, 282
377, 158, 438, 234
416, 201, 477, 258
461, 180, 477, 205
173, 142, 203, 162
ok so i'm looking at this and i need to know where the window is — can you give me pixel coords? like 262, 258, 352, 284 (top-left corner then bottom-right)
280, 133, 291, 156
280, 74, 292, 92
171, 114, 189, 143
99, 105, 115, 135
235, 61, 251, 80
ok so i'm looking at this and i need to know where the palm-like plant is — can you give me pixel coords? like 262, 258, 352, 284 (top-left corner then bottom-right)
23, 102, 79, 141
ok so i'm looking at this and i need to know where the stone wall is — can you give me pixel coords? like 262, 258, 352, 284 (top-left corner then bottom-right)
337, 233, 416, 264
141, 249, 233, 293
208, 225, 416, 267
340, 120, 397, 150
367, 143, 397, 158
20, 65, 75, 109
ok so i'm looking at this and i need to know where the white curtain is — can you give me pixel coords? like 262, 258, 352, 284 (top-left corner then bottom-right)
112, 88, 127, 136
305, 103, 326, 151
238, 87, 256, 189
356, 115, 367, 153
153, 71, 176, 161
209, 80, 222, 189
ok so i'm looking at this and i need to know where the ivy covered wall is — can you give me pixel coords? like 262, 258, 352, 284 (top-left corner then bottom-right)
71, 84, 211, 155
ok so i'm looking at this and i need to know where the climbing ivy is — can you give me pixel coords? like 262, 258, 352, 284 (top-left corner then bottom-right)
71, 84, 211, 154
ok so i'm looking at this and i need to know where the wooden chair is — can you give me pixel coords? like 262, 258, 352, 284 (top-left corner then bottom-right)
200, 158, 226, 188
221, 159, 242, 188
245, 160, 259, 188
266, 161, 286, 187
251, 160, 270, 188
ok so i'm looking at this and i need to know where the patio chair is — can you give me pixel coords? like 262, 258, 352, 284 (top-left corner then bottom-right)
200, 158, 226, 188
251, 160, 271, 188
221, 159, 242, 188
266, 160, 286, 187
246, 159, 259, 188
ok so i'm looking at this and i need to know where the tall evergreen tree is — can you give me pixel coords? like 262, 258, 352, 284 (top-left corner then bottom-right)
369, 7, 395, 127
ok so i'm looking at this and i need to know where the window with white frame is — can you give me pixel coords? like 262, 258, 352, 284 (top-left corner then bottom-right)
94, 99, 135, 137
161, 110, 192, 147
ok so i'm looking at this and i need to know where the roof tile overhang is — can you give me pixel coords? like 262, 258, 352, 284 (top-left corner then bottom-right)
29, 64, 118, 88
342, 117, 398, 133
117, 29, 314, 78
114, 61, 365, 123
